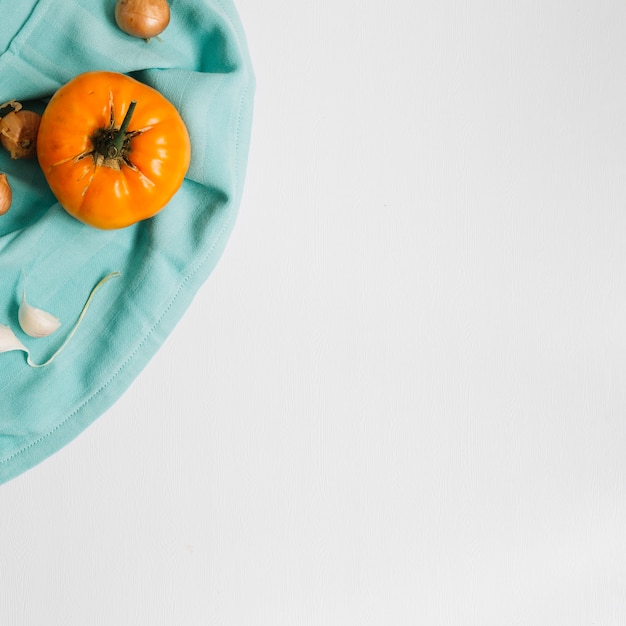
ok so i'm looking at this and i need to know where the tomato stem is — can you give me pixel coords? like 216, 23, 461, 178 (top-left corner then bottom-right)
111, 100, 137, 156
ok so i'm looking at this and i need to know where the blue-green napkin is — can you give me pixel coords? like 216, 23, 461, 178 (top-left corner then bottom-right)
0, 0, 255, 485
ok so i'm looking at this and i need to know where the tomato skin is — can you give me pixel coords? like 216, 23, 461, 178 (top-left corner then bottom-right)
37, 71, 191, 229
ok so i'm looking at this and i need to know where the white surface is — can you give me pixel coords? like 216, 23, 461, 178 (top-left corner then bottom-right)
3, 0, 626, 623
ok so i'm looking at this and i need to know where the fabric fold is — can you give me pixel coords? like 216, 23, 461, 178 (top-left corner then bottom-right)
0, 0, 255, 485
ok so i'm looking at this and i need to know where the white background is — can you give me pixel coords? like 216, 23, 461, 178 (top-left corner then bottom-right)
3, 0, 626, 623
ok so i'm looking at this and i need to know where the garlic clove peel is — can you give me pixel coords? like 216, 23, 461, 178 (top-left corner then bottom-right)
18, 290, 61, 338
0, 323, 28, 355
0, 324, 42, 367
0, 271, 121, 368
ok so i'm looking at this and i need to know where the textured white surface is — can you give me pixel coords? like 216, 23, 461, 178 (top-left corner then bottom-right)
3, 0, 626, 623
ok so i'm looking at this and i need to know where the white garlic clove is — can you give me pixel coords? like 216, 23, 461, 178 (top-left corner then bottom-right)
18, 290, 61, 338
0, 323, 28, 355
0, 271, 120, 369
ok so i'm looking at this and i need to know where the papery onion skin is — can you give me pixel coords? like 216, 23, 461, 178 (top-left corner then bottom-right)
0, 173, 11, 216
115, 0, 170, 39
0, 110, 41, 159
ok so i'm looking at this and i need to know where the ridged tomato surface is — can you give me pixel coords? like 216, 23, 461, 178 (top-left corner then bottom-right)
37, 71, 191, 229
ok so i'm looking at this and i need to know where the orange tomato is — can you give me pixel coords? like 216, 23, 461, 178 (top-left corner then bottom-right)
37, 71, 191, 229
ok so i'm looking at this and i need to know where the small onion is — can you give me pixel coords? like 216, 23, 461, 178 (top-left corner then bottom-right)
115, 0, 170, 40
0, 173, 11, 216
0, 109, 41, 159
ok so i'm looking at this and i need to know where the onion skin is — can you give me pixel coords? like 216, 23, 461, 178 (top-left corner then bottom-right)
0, 173, 11, 216
115, 0, 170, 40
0, 110, 41, 159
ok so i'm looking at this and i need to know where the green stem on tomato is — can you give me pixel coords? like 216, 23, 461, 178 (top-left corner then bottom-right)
110, 100, 137, 156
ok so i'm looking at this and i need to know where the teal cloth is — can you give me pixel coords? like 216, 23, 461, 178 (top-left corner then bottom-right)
0, 0, 255, 485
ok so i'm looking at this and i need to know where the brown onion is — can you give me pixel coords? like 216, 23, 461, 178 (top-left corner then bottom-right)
0, 173, 12, 216
115, 0, 170, 40
0, 107, 40, 159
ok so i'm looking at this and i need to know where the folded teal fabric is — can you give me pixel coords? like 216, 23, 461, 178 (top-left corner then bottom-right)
0, 0, 255, 485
